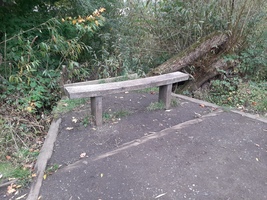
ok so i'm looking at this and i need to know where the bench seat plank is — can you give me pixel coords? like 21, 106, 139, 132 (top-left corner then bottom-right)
65, 72, 189, 99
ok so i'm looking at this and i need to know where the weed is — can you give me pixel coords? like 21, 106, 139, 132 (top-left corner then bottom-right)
114, 110, 130, 118
46, 164, 60, 174
137, 87, 159, 93
52, 97, 89, 117
103, 109, 130, 122
171, 99, 180, 107
147, 101, 165, 111
81, 116, 90, 127
0, 162, 31, 186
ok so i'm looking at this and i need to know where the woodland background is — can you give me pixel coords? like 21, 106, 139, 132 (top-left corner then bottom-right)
0, 0, 266, 185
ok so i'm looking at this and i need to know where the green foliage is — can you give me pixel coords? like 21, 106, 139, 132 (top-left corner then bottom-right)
225, 29, 267, 81
147, 101, 165, 111
52, 97, 89, 117
0, 9, 105, 114
103, 109, 130, 122
205, 79, 267, 114
0, 162, 31, 185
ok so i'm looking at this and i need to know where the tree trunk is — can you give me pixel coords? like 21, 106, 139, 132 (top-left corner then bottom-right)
148, 32, 229, 76
148, 32, 232, 92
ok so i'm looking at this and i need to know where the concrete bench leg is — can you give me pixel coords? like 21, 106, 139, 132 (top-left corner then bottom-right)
159, 84, 172, 109
91, 96, 103, 126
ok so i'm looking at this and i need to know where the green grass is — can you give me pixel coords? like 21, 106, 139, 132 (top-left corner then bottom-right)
147, 101, 165, 111
81, 115, 90, 127
52, 97, 89, 117
0, 162, 31, 185
171, 99, 180, 107
137, 87, 159, 93
103, 110, 131, 122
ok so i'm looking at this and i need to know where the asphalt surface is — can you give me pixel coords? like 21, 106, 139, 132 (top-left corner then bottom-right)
27, 92, 267, 199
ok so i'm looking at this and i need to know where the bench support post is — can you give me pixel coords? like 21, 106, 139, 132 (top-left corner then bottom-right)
159, 84, 172, 109
91, 96, 103, 126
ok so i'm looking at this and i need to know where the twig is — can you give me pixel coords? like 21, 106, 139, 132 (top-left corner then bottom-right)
0, 179, 18, 189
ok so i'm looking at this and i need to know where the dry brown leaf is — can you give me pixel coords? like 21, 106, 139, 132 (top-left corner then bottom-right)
7, 184, 16, 194
6, 155, 11, 160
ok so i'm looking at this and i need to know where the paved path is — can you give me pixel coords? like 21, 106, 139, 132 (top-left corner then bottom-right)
27, 93, 267, 199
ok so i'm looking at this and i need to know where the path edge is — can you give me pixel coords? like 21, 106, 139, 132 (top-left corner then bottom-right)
172, 94, 267, 123
26, 118, 61, 200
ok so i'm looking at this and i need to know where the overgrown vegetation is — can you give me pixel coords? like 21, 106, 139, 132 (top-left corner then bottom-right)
0, 0, 266, 189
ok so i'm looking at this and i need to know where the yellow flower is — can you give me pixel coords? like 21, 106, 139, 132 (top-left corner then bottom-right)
86, 15, 95, 21
93, 9, 100, 17
99, 7, 106, 13
78, 17, 85, 23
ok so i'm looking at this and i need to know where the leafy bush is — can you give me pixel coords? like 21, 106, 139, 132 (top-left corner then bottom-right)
0, 8, 106, 114
205, 79, 267, 114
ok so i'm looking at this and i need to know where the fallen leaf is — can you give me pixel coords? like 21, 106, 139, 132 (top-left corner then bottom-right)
7, 184, 16, 194
199, 104, 205, 108
66, 127, 74, 130
63, 103, 68, 107
251, 102, 257, 106
43, 174, 47, 180
72, 117, 78, 123
15, 185, 22, 189
6, 155, 11, 160
80, 152, 86, 158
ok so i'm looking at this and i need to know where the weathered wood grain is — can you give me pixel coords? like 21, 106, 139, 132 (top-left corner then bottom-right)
65, 72, 189, 99
91, 97, 103, 126
159, 84, 172, 109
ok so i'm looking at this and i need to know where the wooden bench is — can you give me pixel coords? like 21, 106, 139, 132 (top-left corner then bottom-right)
64, 72, 189, 126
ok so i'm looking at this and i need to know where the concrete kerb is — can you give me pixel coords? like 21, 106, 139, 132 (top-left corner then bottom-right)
26, 118, 62, 200
173, 93, 267, 124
